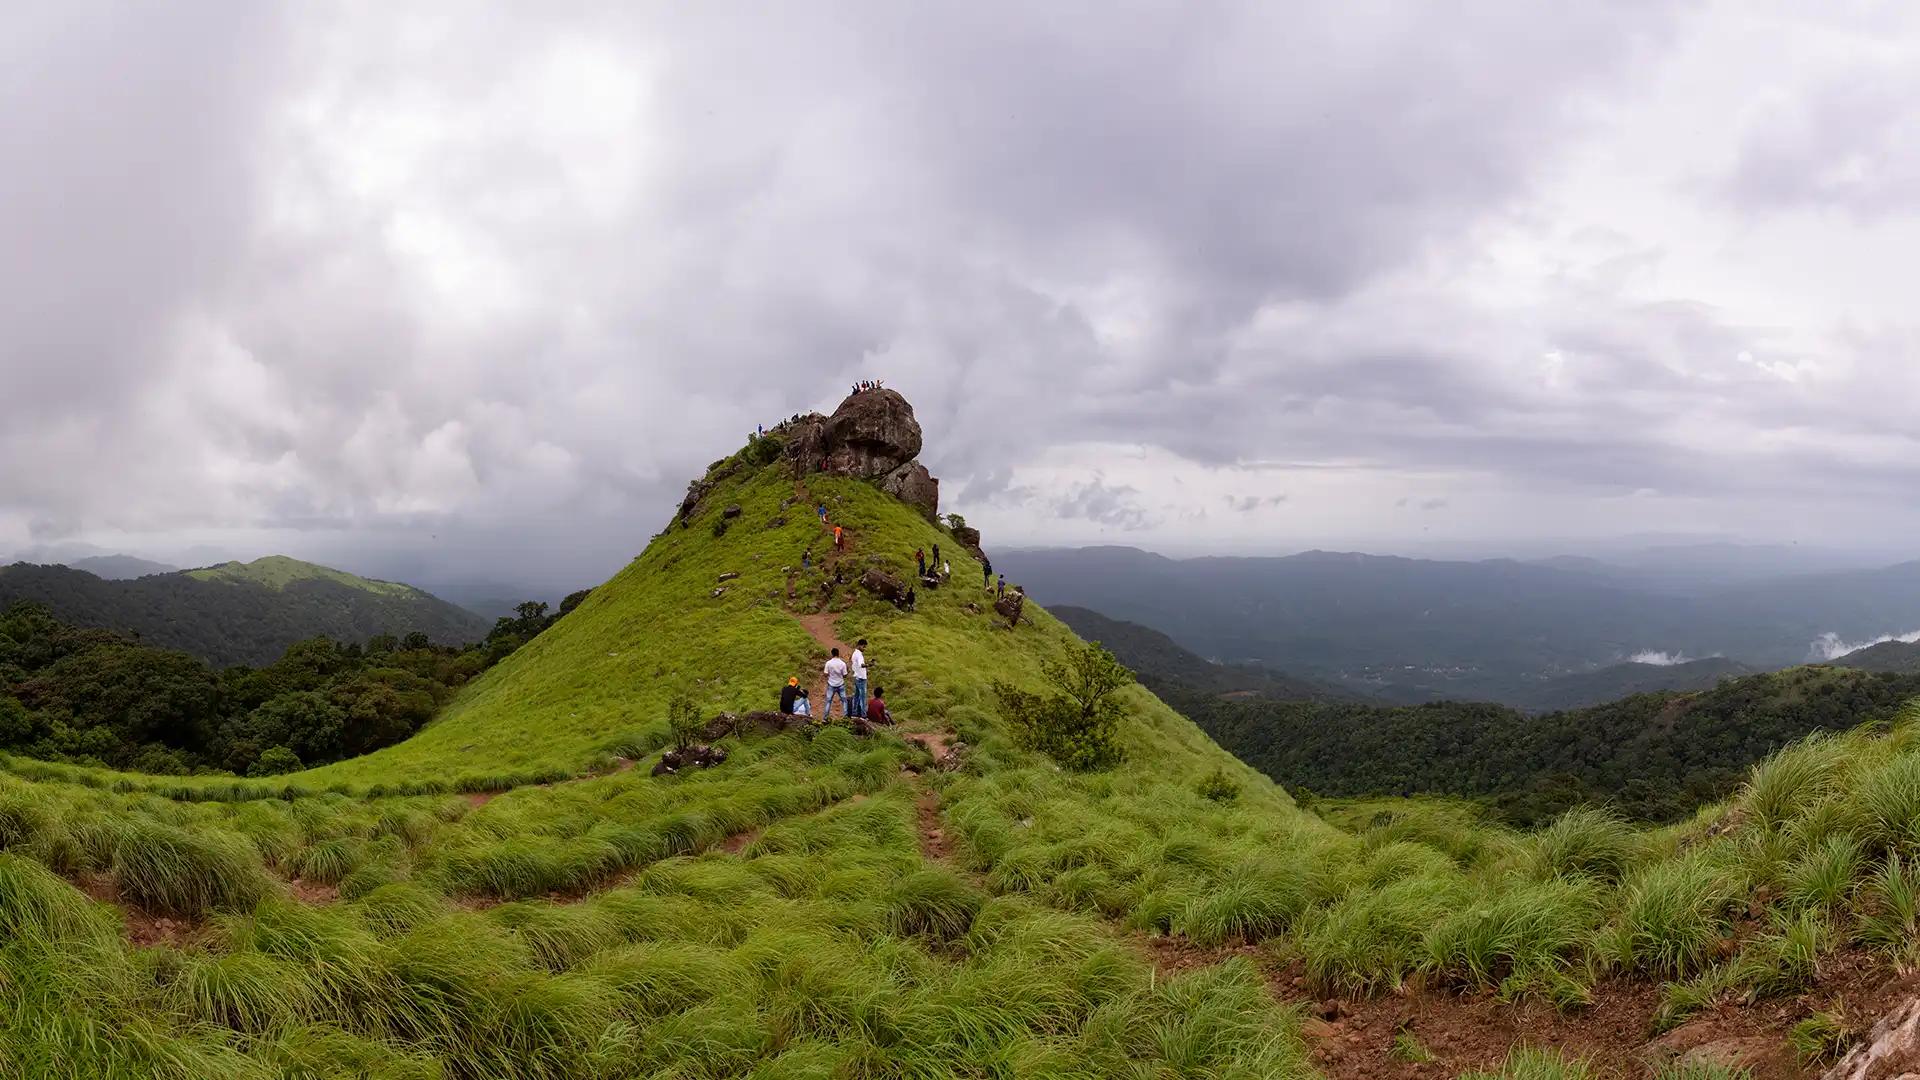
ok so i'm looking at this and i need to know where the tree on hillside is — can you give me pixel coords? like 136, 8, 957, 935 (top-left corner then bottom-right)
994, 641, 1133, 771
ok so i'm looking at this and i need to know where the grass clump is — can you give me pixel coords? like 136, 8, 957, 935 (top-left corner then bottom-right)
112, 819, 270, 916
1603, 849, 1742, 978
1459, 1046, 1597, 1079
1788, 1008, 1858, 1065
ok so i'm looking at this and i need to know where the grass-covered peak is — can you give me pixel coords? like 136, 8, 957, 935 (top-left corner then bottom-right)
185, 555, 418, 597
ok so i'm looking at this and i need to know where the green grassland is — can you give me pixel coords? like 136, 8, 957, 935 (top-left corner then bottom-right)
186, 556, 418, 598
0, 437, 1917, 1076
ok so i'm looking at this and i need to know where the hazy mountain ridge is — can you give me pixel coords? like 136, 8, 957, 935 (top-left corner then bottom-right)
998, 544, 1920, 705
1047, 605, 1363, 702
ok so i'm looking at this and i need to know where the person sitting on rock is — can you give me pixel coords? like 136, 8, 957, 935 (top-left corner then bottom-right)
780, 676, 802, 715
866, 685, 893, 726
823, 648, 849, 717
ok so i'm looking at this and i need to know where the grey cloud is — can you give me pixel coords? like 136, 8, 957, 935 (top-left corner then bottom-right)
14, 2, 1920, 584
1225, 494, 1288, 513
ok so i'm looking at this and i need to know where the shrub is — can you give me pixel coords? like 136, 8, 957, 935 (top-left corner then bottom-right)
992, 641, 1132, 771
1196, 769, 1241, 803
1856, 853, 1920, 962
668, 694, 704, 753
249, 746, 302, 777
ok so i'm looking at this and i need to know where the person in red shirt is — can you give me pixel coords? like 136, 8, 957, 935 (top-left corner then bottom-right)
866, 686, 892, 726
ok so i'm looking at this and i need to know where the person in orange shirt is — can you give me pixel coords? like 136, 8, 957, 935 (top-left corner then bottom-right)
833, 524, 845, 551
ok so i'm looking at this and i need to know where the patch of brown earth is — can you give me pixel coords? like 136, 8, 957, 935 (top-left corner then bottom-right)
76, 873, 206, 948
1301, 978, 1666, 1079
916, 789, 951, 862
286, 877, 339, 904
1296, 951, 1915, 1080
464, 791, 498, 808
721, 829, 762, 855
906, 730, 954, 759
1133, 932, 1265, 979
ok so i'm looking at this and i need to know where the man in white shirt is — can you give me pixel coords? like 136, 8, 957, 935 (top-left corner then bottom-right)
850, 639, 869, 718
823, 647, 849, 718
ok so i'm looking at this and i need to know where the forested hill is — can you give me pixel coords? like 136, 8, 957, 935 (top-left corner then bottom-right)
1049, 604, 1361, 701
0, 557, 490, 667
1168, 664, 1920, 826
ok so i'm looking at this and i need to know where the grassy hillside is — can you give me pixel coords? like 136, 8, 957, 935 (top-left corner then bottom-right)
0, 432, 1916, 1075
0, 559, 489, 666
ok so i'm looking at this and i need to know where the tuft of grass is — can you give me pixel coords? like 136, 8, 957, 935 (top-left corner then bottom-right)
112, 819, 270, 917
1523, 807, 1640, 883
1855, 852, 1920, 962
1459, 1046, 1597, 1079
1389, 1027, 1436, 1063
883, 868, 985, 944
1788, 1008, 1857, 1065
1604, 849, 1741, 978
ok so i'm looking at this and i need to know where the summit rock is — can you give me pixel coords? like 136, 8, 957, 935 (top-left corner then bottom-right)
785, 389, 940, 518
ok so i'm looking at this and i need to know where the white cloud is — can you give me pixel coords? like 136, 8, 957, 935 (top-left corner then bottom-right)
1811, 630, 1920, 662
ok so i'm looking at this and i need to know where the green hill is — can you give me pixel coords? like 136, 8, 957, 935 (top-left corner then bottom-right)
0, 397, 1918, 1075
0, 557, 490, 666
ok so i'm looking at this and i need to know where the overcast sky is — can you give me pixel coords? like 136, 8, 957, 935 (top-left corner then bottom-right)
6, 1, 1920, 593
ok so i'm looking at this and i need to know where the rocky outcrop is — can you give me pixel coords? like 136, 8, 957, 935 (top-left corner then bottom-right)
860, 568, 908, 603
821, 389, 922, 477
784, 390, 941, 520
1822, 994, 1920, 1079
952, 524, 983, 556
879, 462, 939, 520
994, 589, 1026, 627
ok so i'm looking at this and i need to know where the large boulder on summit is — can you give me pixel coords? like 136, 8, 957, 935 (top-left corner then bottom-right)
821, 389, 922, 478
880, 461, 940, 520
782, 390, 940, 517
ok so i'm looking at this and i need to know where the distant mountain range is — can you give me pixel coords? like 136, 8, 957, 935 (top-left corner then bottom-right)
0, 556, 490, 666
997, 544, 1920, 707
66, 554, 179, 579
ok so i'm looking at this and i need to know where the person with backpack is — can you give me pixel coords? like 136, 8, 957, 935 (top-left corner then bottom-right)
823, 648, 848, 718
982, 557, 993, 590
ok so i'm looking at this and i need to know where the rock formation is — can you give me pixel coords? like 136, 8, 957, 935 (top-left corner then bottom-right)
784, 389, 941, 520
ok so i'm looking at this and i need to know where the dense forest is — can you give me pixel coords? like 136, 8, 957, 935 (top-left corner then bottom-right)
1159, 665, 1920, 825
0, 592, 586, 776
0, 558, 491, 667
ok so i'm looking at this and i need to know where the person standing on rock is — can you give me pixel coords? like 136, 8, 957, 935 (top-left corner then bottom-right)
823, 648, 849, 718
850, 638, 869, 718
